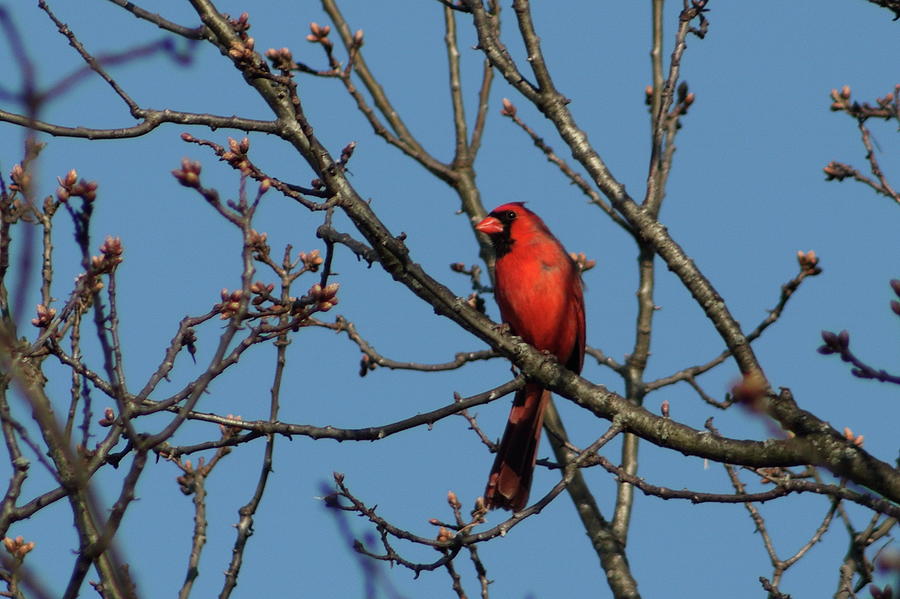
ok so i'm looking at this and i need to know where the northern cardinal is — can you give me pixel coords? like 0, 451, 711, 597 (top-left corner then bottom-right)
475, 202, 586, 511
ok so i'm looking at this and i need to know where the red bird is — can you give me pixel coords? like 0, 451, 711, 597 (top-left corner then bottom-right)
475, 202, 586, 511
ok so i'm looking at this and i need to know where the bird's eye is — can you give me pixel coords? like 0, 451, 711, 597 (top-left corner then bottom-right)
505, 210, 517, 221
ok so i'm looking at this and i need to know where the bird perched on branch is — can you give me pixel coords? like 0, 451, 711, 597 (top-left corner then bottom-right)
475, 202, 586, 511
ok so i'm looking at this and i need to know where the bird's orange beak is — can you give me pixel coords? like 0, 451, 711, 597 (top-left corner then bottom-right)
475, 215, 503, 235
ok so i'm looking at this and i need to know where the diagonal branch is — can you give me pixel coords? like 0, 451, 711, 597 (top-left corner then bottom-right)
38, 0, 141, 114
500, 102, 632, 234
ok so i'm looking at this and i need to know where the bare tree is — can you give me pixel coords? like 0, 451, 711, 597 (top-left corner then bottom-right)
0, 1, 897, 598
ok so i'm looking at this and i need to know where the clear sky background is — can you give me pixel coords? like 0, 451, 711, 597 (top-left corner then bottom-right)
1, 1, 898, 598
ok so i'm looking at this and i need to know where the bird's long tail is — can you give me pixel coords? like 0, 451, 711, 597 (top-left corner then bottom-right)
484, 383, 550, 511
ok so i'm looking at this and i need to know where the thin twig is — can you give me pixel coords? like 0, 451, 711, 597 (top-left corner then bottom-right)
317, 315, 497, 373
646, 263, 819, 392
502, 107, 632, 234
0, 107, 278, 139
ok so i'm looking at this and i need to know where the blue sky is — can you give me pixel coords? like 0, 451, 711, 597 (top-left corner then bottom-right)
1, 1, 898, 597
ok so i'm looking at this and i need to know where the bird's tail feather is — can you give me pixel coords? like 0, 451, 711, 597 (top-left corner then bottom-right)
484, 383, 550, 511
